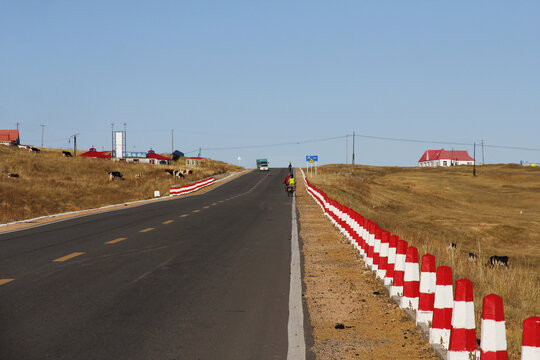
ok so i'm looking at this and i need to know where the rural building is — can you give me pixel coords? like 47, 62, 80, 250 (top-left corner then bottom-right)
186, 157, 205, 167
172, 150, 184, 161
123, 149, 171, 165
79, 147, 112, 159
418, 148, 474, 167
0, 130, 20, 145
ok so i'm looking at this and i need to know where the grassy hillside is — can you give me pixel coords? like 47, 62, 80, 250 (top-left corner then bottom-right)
0, 145, 242, 224
307, 164, 539, 357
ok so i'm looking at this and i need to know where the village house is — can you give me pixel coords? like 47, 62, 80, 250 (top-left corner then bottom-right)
186, 157, 205, 167
0, 130, 20, 145
418, 148, 475, 167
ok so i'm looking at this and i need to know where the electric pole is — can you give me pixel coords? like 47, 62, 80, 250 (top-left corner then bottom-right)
473, 142, 476, 176
111, 123, 114, 152
352, 131, 355, 165
481, 139, 485, 165
346, 134, 349, 164
198, 147, 201, 157
123, 122, 127, 153
171, 129, 174, 154
16, 122, 20, 131
70, 133, 80, 156
40, 124, 45, 147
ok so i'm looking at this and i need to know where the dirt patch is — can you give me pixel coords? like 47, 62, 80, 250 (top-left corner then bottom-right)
296, 177, 438, 360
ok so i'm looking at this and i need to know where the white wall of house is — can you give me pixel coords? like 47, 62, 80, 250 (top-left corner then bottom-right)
418, 159, 474, 167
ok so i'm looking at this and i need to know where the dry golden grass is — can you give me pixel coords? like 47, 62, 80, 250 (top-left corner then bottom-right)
307, 164, 539, 359
0, 145, 242, 224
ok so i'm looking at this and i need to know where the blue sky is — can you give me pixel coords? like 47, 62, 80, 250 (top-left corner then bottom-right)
1, 1, 539, 167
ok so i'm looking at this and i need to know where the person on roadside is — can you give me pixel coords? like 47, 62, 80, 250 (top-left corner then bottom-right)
288, 162, 292, 174
288, 174, 296, 187
283, 173, 291, 186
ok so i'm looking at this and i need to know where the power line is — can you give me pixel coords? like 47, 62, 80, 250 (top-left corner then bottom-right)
200, 135, 347, 152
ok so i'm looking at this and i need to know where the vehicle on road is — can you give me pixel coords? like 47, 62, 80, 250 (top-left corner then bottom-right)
256, 158, 269, 171
286, 183, 296, 197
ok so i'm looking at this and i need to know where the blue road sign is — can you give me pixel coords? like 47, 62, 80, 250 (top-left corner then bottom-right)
306, 155, 319, 162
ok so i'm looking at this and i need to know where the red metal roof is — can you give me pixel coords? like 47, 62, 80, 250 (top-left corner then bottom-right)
186, 157, 205, 160
146, 152, 170, 161
79, 149, 112, 159
418, 148, 474, 162
0, 130, 20, 143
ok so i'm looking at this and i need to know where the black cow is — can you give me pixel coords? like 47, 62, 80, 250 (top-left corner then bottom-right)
62, 151, 73, 157
448, 242, 457, 250
29, 147, 40, 153
108, 171, 124, 181
489, 255, 509, 267
7, 172, 19, 178
468, 252, 477, 262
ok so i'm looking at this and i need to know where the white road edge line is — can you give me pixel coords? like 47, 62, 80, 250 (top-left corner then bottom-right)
287, 194, 306, 359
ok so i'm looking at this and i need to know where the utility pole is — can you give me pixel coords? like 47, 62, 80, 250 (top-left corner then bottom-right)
198, 147, 201, 157
111, 123, 114, 152
40, 124, 45, 147
171, 129, 174, 153
451, 148, 454, 166
346, 134, 348, 164
69, 133, 80, 156
16, 122, 20, 131
352, 131, 355, 165
123, 122, 127, 153
473, 142, 476, 176
481, 139, 485, 165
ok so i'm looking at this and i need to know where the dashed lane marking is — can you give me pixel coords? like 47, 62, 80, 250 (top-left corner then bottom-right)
106, 237, 127, 244
203, 206, 210, 209
180, 214, 189, 217
140, 228, 154, 233
192, 210, 200, 213
53, 252, 85, 262
0, 279, 14, 286
211, 203, 218, 206
162, 220, 174, 224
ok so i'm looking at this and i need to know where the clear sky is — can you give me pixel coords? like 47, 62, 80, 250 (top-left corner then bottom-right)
1, 1, 539, 167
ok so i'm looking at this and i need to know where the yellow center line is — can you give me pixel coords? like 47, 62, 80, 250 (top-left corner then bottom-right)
0, 279, 14, 286
192, 209, 200, 213
212, 203, 218, 206
219, 200, 224, 203
53, 252, 85, 262
140, 228, 154, 233
180, 214, 189, 218
106, 237, 127, 244
162, 220, 174, 224
203, 206, 210, 209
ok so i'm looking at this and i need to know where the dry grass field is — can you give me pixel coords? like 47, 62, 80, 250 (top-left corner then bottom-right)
306, 164, 539, 359
0, 145, 242, 224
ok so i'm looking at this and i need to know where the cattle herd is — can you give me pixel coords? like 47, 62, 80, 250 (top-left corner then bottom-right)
449, 243, 509, 267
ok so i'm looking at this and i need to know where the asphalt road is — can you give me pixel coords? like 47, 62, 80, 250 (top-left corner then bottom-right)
0, 169, 294, 360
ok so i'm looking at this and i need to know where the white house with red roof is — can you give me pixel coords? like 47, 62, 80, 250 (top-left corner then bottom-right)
0, 130, 20, 145
418, 148, 475, 167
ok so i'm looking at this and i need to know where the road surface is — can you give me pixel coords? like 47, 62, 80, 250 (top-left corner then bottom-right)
0, 169, 296, 360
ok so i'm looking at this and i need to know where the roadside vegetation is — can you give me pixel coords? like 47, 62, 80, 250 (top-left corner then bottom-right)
306, 164, 539, 359
0, 145, 242, 224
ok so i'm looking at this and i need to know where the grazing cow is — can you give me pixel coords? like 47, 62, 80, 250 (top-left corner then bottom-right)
7, 172, 19, 178
29, 147, 40, 153
173, 170, 184, 178
62, 151, 73, 157
108, 171, 124, 181
468, 252, 477, 262
489, 255, 509, 267
165, 169, 175, 176
135, 173, 142, 179
448, 242, 457, 250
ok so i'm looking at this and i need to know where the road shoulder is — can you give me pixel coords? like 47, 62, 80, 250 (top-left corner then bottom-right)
296, 176, 438, 359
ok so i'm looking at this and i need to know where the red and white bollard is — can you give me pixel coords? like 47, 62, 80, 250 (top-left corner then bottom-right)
390, 239, 408, 297
521, 316, 540, 360
480, 294, 507, 360
416, 253, 436, 325
447, 278, 478, 360
430, 266, 453, 349
400, 246, 420, 310
366, 223, 376, 268
384, 235, 399, 287
372, 228, 382, 272
376, 231, 390, 280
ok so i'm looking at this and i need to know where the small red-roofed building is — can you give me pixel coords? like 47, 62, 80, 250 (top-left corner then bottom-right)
418, 148, 474, 167
79, 147, 113, 159
0, 130, 20, 145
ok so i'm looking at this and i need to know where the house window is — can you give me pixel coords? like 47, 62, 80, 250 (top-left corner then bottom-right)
443, 161, 448, 166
